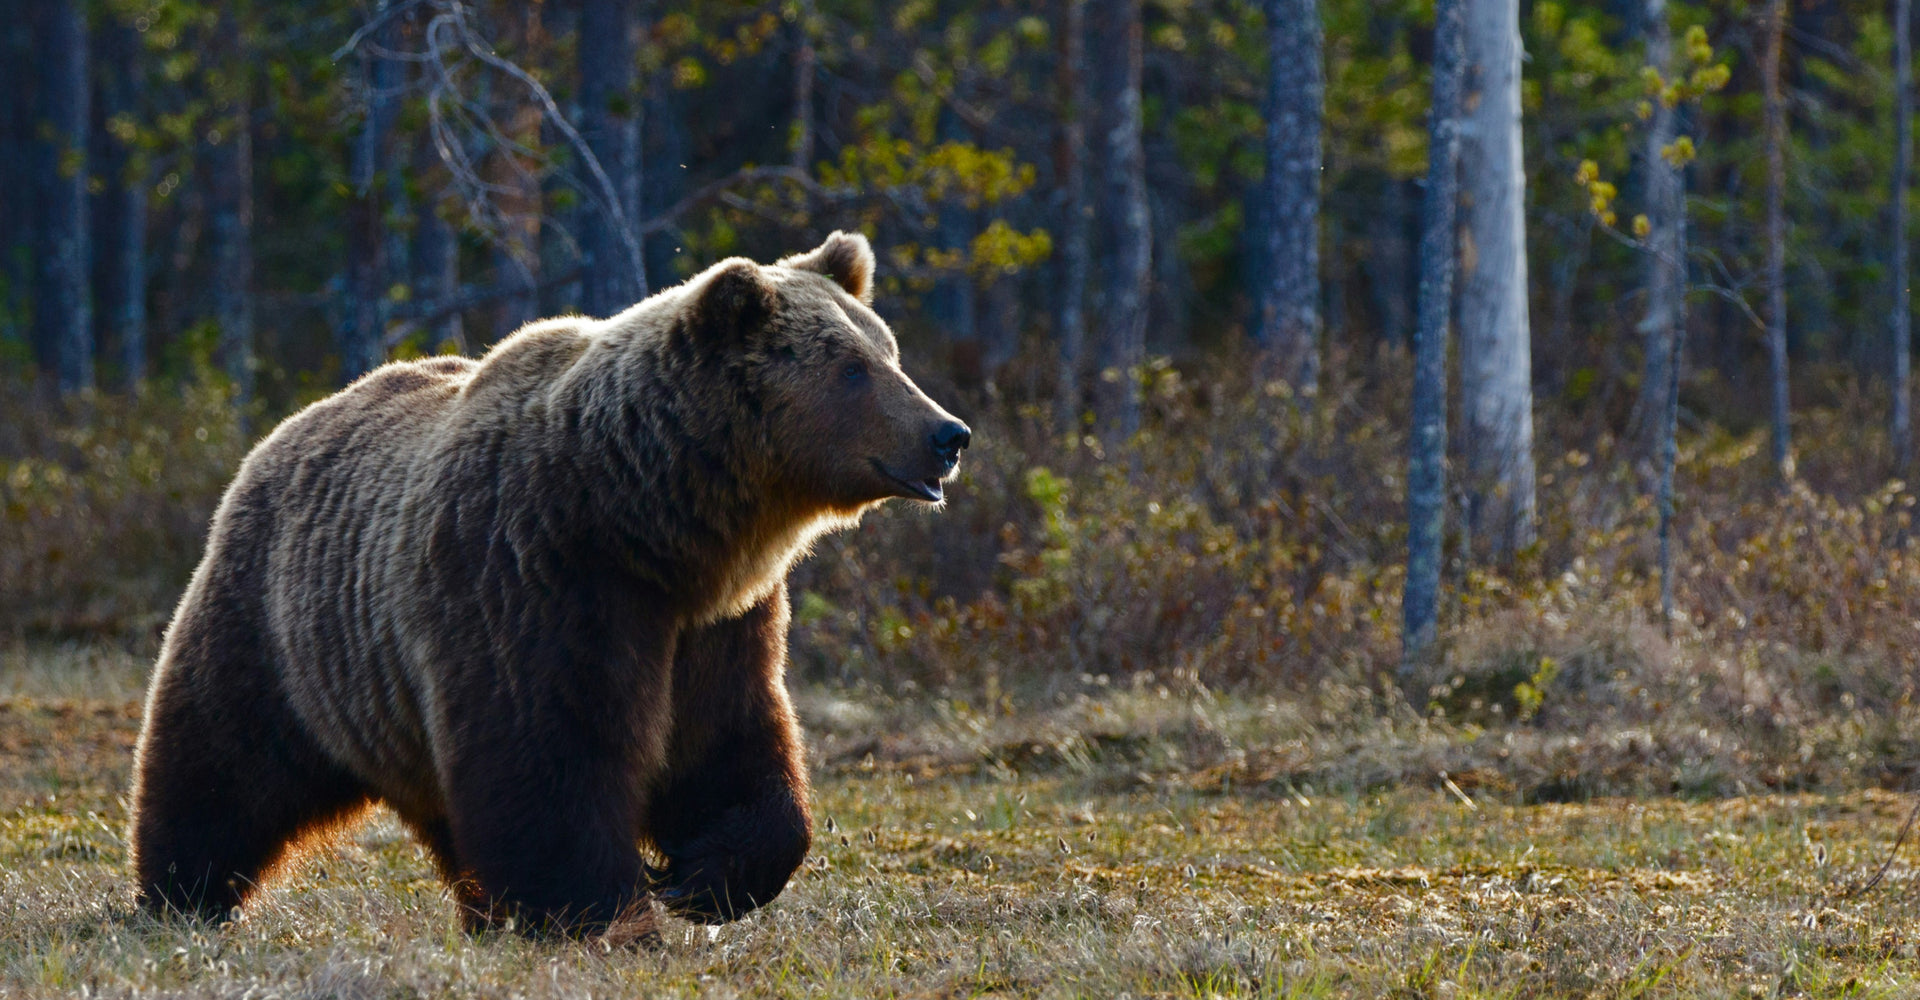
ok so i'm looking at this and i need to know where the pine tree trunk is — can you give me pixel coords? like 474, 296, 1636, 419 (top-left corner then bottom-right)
929, 108, 979, 382
1895, 0, 1913, 469
92, 15, 147, 390
790, 0, 816, 171
579, 0, 646, 317
342, 2, 392, 381
1053, 0, 1090, 428
1253, 0, 1323, 390
207, 23, 254, 403
1402, 0, 1467, 673
1456, 0, 1536, 564
412, 135, 462, 354
1089, 0, 1150, 441
492, 1, 545, 338
29, 1, 93, 393
0, 19, 29, 351
1764, 0, 1792, 479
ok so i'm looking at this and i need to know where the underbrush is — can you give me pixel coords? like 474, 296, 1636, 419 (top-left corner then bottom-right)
5, 359, 1920, 797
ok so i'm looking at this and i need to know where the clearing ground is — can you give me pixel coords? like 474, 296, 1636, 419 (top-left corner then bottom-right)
0, 647, 1917, 998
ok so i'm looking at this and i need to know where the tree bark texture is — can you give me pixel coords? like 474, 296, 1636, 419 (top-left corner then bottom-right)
1253, 0, 1323, 391
1402, 0, 1467, 673
1456, 0, 1536, 563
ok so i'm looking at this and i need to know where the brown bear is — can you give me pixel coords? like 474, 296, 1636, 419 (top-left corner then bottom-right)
128, 232, 969, 937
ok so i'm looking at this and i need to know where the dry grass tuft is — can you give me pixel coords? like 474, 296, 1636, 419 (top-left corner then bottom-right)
0, 651, 1913, 997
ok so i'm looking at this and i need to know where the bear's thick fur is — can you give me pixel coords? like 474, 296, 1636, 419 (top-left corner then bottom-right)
128, 233, 969, 937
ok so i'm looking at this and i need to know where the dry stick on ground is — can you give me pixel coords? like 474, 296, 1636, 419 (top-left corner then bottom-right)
1841, 794, 1920, 899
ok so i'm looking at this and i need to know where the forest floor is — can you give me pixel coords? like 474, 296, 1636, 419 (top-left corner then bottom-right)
1, 647, 1918, 998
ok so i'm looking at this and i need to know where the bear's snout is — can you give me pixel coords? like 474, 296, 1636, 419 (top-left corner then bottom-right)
929, 419, 971, 470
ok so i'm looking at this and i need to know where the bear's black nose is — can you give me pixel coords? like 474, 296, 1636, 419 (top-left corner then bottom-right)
931, 420, 971, 467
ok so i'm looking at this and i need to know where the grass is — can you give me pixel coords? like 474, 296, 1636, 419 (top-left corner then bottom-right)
1, 647, 1918, 998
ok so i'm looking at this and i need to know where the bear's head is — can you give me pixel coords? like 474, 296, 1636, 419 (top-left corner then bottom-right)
680, 232, 971, 515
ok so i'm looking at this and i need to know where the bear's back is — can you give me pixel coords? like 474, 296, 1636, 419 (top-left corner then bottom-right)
229, 354, 486, 809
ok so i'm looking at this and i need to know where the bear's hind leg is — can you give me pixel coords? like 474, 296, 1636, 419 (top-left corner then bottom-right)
397, 814, 492, 926
131, 646, 371, 920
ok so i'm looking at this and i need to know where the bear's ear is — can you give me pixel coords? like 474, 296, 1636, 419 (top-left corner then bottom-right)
690, 258, 778, 337
778, 231, 875, 304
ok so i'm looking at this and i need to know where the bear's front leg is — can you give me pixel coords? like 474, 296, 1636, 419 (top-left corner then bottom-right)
435, 618, 676, 938
646, 584, 812, 924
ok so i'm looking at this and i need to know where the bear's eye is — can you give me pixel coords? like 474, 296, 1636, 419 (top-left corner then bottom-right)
775, 345, 799, 363
841, 361, 868, 382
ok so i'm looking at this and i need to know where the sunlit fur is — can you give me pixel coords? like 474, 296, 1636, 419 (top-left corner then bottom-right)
128, 232, 965, 938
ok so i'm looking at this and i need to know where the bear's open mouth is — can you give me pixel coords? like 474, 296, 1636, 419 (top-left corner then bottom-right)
870, 459, 944, 502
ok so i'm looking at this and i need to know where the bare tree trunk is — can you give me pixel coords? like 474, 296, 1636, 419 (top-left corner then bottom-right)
1639, 0, 1685, 457
1764, 0, 1792, 479
1456, 0, 1535, 564
1366, 179, 1416, 348
1089, 0, 1150, 441
29, 0, 93, 393
642, 83, 688, 289
790, 0, 816, 171
0, 19, 29, 351
342, 1, 394, 381
207, 12, 254, 402
1253, 0, 1322, 391
579, 0, 646, 317
493, 3, 544, 339
1896, 0, 1914, 469
92, 14, 148, 390
412, 134, 463, 354
1402, 0, 1467, 674
929, 108, 979, 382
1642, 0, 1690, 629
1053, 0, 1090, 428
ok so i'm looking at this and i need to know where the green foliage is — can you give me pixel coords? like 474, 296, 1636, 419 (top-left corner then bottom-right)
0, 379, 248, 637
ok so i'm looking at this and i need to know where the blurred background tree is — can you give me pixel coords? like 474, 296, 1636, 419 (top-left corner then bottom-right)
9, 0, 1920, 708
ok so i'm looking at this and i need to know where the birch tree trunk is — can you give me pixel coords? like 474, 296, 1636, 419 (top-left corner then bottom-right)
29, 0, 93, 393
1456, 0, 1535, 563
1764, 0, 1792, 479
1053, 0, 1090, 428
1253, 0, 1322, 391
1639, 0, 1686, 458
1895, 0, 1913, 469
1089, 0, 1150, 441
1641, 0, 1690, 627
579, 0, 646, 317
1402, 0, 1467, 673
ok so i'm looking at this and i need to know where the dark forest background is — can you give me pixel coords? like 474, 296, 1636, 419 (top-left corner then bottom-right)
8, 0, 1920, 765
